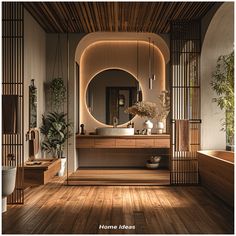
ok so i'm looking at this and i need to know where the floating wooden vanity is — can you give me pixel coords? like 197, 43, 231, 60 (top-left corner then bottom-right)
75, 134, 171, 185
76, 134, 170, 149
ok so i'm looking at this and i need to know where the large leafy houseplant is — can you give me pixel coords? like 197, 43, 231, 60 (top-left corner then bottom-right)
211, 51, 234, 148
40, 112, 71, 157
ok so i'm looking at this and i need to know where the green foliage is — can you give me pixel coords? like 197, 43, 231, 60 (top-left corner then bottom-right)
40, 112, 72, 157
50, 78, 66, 112
211, 51, 234, 145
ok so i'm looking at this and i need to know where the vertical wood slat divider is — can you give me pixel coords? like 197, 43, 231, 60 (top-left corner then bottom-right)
170, 21, 201, 185
2, 2, 24, 204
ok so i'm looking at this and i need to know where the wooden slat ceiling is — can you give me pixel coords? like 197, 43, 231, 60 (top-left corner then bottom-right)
24, 2, 217, 34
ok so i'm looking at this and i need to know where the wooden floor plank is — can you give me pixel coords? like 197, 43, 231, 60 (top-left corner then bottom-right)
121, 187, 136, 234
110, 186, 124, 234
2, 178, 234, 234
97, 186, 113, 234
70, 186, 98, 233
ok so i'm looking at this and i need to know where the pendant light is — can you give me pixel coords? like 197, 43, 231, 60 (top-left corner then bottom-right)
136, 39, 142, 101
152, 40, 156, 81
148, 37, 153, 89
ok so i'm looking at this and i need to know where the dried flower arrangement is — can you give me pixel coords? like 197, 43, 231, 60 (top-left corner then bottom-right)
125, 101, 157, 119
156, 90, 170, 121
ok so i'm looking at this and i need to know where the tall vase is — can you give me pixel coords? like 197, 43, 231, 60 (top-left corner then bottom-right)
143, 120, 153, 135
58, 157, 67, 176
157, 121, 164, 134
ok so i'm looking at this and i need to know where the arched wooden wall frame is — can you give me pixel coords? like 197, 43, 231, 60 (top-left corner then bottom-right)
75, 33, 170, 132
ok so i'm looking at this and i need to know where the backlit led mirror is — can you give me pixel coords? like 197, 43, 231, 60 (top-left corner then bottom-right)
86, 69, 142, 125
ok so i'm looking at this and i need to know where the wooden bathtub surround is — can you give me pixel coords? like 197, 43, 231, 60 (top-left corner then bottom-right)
23, 158, 61, 186
197, 150, 234, 207
76, 134, 170, 148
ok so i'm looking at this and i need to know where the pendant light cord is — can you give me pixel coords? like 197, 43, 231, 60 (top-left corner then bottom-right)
52, 34, 63, 79
148, 37, 151, 79
152, 40, 155, 80
137, 39, 139, 86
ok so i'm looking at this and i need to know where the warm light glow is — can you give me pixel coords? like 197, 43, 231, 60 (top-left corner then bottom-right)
80, 40, 166, 67
79, 39, 166, 132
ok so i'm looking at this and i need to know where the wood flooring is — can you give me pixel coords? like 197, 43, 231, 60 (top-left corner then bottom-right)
67, 168, 170, 185
2, 176, 234, 234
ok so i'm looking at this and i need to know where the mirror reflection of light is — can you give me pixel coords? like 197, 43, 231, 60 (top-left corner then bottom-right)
79, 40, 166, 130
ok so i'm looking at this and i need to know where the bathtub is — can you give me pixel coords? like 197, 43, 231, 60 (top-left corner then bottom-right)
197, 150, 234, 207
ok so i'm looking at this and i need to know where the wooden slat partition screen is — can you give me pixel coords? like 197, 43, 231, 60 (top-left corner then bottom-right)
2, 2, 24, 203
170, 21, 201, 185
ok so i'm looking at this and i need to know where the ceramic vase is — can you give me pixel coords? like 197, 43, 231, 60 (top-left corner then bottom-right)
143, 120, 153, 135
58, 157, 67, 176
157, 121, 164, 134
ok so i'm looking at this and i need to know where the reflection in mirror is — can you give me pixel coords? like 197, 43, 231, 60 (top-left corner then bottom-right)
29, 79, 37, 128
86, 69, 142, 125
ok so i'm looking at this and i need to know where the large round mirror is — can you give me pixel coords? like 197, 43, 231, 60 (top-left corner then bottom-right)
86, 69, 142, 125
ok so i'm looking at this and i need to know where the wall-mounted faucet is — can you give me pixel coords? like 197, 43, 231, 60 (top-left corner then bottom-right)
112, 116, 118, 128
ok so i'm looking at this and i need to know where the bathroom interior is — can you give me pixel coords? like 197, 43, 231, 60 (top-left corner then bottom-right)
2, 1, 234, 234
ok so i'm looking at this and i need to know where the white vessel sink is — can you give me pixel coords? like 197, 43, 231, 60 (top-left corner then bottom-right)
96, 127, 134, 136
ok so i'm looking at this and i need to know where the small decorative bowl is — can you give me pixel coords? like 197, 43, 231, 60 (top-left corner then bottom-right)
146, 162, 160, 169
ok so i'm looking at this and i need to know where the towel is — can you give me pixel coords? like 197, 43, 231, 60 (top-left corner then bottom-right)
2, 95, 19, 134
28, 128, 40, 160
175, 119, 190, 151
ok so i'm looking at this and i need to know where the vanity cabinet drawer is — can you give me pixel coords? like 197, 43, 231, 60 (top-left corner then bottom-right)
76, 138, 94, 148
94, 138, 116, 148
154, 139, 170, 148
76, 135, 171, 149
135, 139, 155, 148
116, 138, 135, 147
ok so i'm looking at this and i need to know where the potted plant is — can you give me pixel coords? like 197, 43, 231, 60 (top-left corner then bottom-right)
156, 90, 170, 134
40, 112, 72, 158
211, 51, 234, 150
40, 77, 71, 176
125, 101, 157, 135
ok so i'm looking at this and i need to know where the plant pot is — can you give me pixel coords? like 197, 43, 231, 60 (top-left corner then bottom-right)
226, 145, 234, 152
58, 157, 67, 176
143, 120, 153, 135
146, 162, 160, 169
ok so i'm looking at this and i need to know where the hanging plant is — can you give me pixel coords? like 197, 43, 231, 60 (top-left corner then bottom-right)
50, 77, 66, 112
211, 51, 234, 147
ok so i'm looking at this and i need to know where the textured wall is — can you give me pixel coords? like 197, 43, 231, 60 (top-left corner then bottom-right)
24, 9, 46, 160
201, 2, 234, 150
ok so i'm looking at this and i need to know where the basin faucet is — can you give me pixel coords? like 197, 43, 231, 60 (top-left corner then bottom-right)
112, 116, 118, 128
